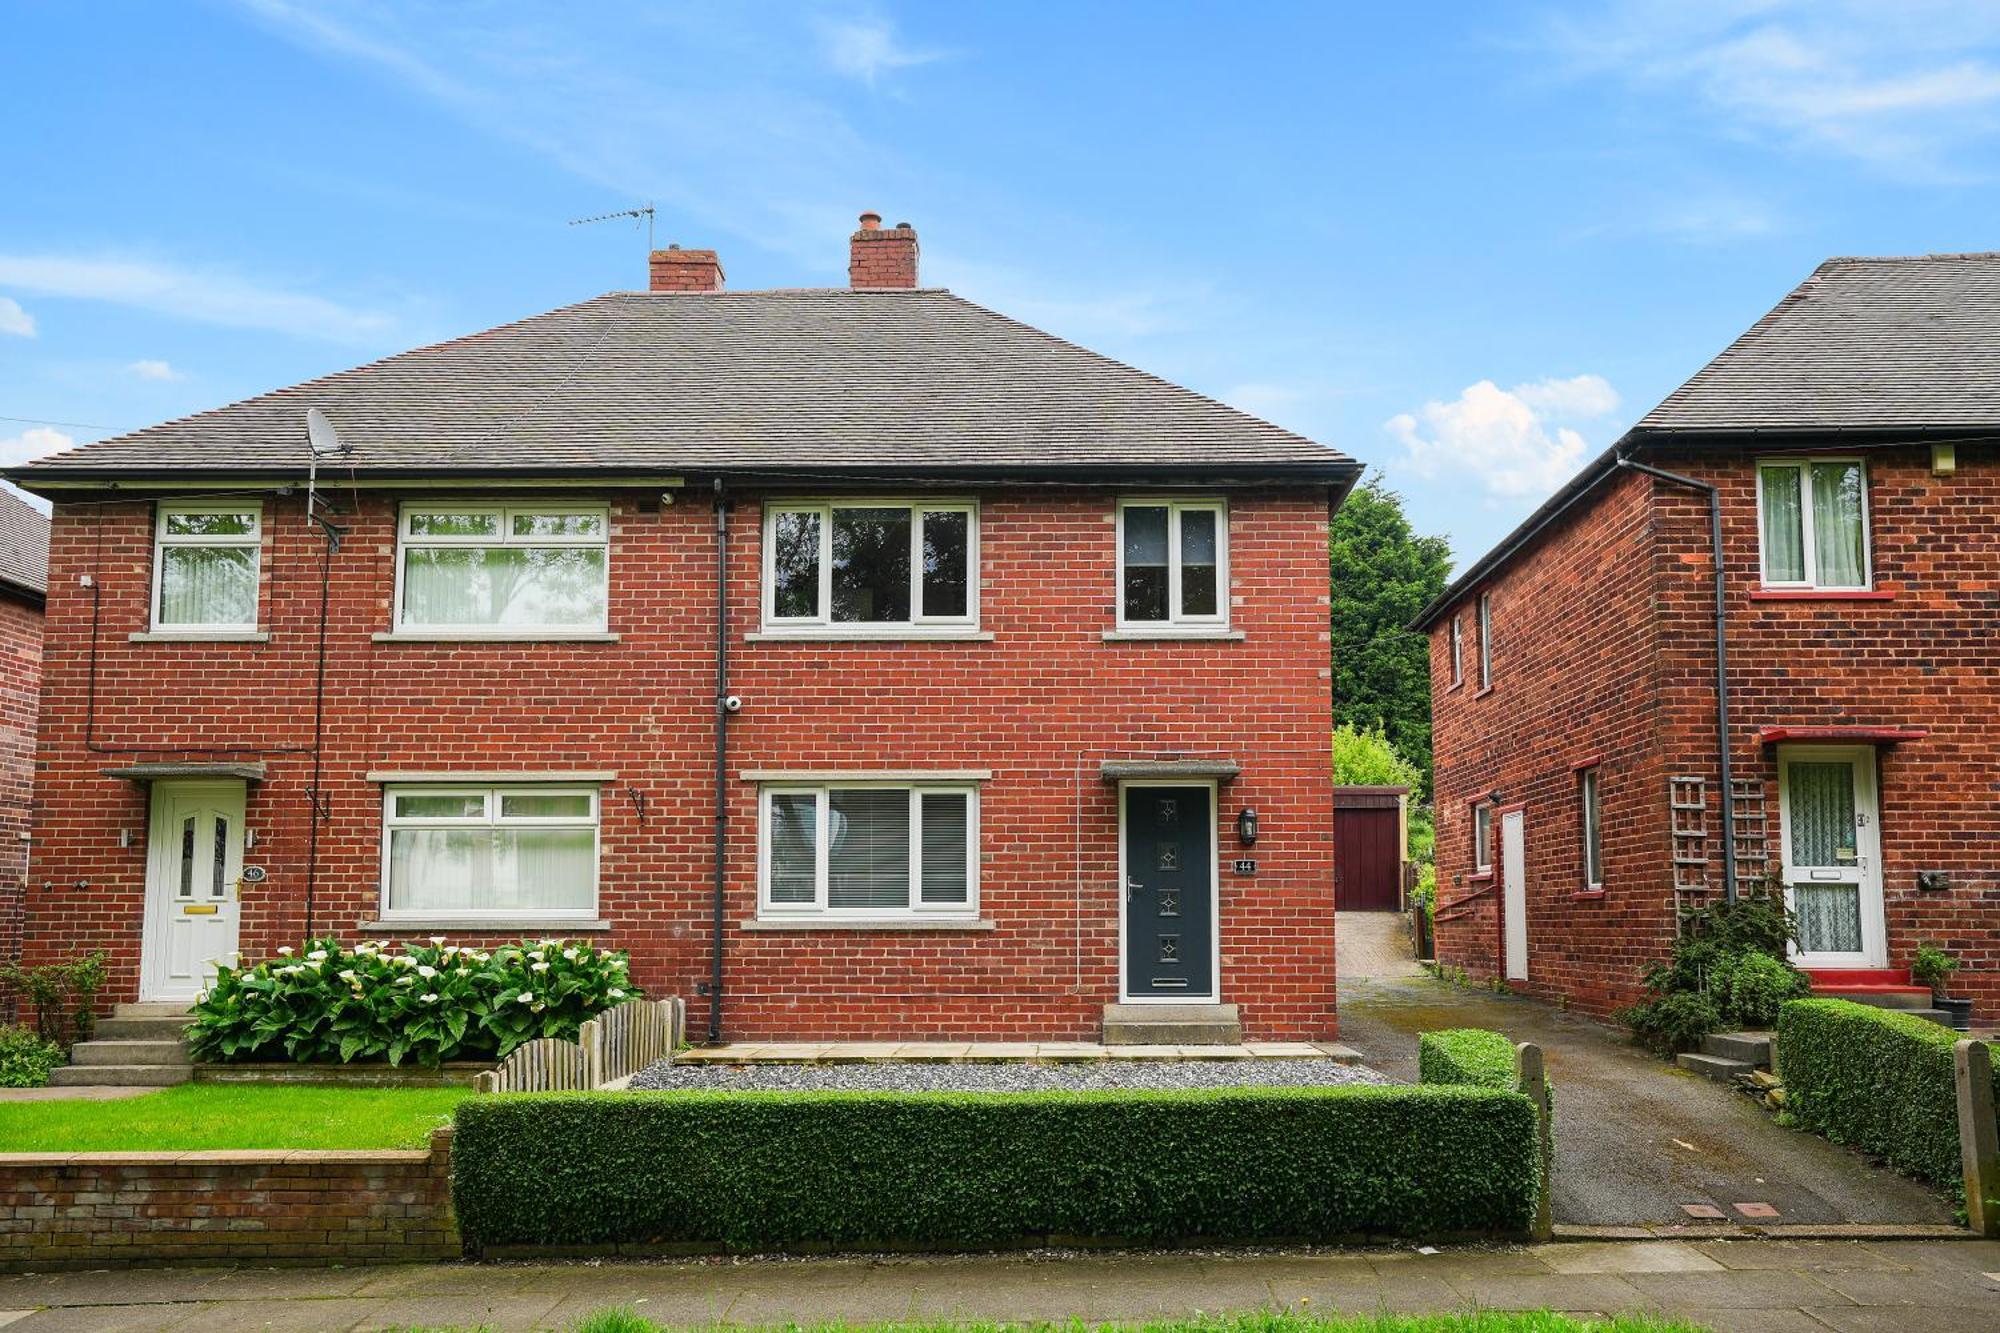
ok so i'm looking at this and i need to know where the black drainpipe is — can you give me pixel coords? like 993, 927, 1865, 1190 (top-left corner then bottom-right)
1616, 454, 1739, 903
707, 478, 731, 1042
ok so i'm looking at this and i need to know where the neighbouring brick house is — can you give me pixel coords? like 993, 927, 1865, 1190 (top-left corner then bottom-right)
0, 491, 48, 1002
6, 214, 1359, 1044
1418, 254, 1999, 1020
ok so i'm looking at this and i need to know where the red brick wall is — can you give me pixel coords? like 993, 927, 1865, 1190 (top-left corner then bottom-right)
0, 590, 41, 1011
0, 1129, 457, 1270
1430, 444, 2000, 1017
1429, 469, 1671, 1013
22, 486, 1337, 1041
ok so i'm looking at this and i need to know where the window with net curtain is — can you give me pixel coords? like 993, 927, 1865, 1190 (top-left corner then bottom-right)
384, 786, 597, 917
398, 504, 609, 632
154, 504, 261, 630
766, 502, 975, 628
762, 785, 975, 916
1758, 460, 1868, 589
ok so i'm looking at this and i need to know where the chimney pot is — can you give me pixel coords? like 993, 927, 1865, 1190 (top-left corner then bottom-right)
649, 246, 724, 293
849, 212, 919, 289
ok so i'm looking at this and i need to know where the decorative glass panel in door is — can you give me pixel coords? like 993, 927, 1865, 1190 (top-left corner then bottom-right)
1781, 750, 1881, 965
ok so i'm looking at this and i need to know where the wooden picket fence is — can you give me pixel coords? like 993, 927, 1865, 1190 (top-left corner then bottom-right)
475, 996, 684, 1094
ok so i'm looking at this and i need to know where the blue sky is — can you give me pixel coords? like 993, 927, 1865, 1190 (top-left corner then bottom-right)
7, 1, 2000, 565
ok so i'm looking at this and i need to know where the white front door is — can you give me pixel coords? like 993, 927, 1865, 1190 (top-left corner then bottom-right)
140, 780, 246, 1001
1501, 808, 1528, 981
1778, 746, 1885, 968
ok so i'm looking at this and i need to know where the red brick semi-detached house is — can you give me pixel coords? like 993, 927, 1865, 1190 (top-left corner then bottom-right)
7, 213, 1359, 1059
1417, 253, 2000, 1022
0, 491, 48, 1007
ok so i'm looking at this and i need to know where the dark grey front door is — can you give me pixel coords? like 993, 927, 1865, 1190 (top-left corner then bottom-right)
1123, 784, 1214, 999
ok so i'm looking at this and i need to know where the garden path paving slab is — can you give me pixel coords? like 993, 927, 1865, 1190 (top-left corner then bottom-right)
1537, 1240, 1727, 1273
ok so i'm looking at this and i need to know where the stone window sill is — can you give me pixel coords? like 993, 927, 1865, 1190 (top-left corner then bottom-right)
357, 918, 613, 933
371, 631, 620, 643
1749, 589, 1894, 602
1473, 685, 1496, 699
1570, 888, 1607, 902
1102, 628, 1245, 642
130, 630, 271, 643
744, 629, 994, 643
1468, 870, 1495, 884
740, 917, 996, 932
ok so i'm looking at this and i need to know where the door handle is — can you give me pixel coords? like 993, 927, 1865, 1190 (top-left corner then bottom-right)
1126, 878, 1143, 901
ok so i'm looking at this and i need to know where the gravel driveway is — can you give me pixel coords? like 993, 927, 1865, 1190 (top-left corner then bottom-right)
627, 1057, 1388, 1093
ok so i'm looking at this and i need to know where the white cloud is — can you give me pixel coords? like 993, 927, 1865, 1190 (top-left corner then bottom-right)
0, 296, 34, 338
1542, 1, 2000, 176
815, 15, 945, 86
0, 253, 395, 345
126, 359, 183, 381
0, 426, 74, 512
1388, 375, 1620, 500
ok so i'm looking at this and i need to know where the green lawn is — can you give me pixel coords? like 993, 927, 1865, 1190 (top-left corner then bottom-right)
422, 1312, 1707, 1333
0, 1083, 471, 1151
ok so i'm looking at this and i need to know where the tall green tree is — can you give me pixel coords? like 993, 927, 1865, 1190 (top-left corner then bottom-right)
1329, 473, 1452, 791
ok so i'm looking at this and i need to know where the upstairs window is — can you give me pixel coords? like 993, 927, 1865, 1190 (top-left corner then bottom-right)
1449, 615, 1463, 687
764, 501, 977, 631
1757, 459, 1869, 589
1473, 803, 1493, 873
1118, 499, 1228, 629
1477, 591, 1494, 689
1579, 767, 1604, 889
153, 502, 262, 631
759, 783, 977, 918
396, 503, 609, 634
382, 785, 598, 919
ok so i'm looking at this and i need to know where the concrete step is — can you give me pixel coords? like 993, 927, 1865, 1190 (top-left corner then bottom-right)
93, 1015, 196, 1041
1703, 1031, 1773, 1068
48, 1063, 191, 1088
1676, 1052, 1754, 1083
69, 1039, 190, 1066
1102, 1002, 1242, 1046
112, 1002, 195, 1020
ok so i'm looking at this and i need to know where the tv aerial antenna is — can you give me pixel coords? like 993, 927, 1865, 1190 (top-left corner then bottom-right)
304, 406, 353, 548
570, 203, 656, 252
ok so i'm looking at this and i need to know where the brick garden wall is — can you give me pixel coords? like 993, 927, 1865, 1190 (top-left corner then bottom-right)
0, 1128, 457, 1270
23, 485, 1338, 1041
0, 589, 41, 1012
1430, 444, 2000, 1017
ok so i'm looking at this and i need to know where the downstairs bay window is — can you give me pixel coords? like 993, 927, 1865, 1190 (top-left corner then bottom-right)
758, 783, 977, 919
381, 785, 599, 920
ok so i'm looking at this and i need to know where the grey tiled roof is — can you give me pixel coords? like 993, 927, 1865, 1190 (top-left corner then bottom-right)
12, 290, 1353, 481
1639, 253, 2000, 433
0, 489, 48, 597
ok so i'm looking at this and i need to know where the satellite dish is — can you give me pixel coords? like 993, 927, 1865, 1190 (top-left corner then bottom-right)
306, 406, 349, 457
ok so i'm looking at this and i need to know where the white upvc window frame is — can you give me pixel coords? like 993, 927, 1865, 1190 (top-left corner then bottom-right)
378, 782, 601, 922
1473, 802, 1494, 874
1476, 591, 1494, 689
151, 501, 263, 633
1449, 615, 1463, 687
1115, 497, 1230, 632
760, 499, 980, 633
392, 500, 611, 635
1578, 766, 1604, 890
1754, 456, 1873, 590
756, 781, 979, 920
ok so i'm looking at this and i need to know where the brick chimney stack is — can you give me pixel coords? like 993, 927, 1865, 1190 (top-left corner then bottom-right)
649, 244, 724, 293
848, 211, 919, 289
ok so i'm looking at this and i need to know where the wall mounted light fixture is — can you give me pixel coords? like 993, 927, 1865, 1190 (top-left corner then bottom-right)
1236, 807, 1259, 846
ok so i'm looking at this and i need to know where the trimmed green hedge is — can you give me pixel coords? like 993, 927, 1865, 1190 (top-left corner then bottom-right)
452, 1086, 1541, 1252
1418, 1029, 1517, 1089
1777, 997, 1995, 1189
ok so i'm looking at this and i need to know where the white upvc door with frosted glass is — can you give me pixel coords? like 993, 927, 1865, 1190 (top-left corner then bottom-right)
140, 781, 245, 1002
1777, 746, 1885, 968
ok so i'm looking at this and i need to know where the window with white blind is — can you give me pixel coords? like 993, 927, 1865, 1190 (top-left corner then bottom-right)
1117, 498, 1228, 629
1757, 458, 1870, 589
153, 503, 262, 631
763, 501, 977, 632
395, 503, 609, 634
758, 783, 977, 918
381, 785, 599, 919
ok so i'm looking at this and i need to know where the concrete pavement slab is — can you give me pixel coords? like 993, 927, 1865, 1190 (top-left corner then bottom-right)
1621, 1267, 1850, 1309
1663, 1310, 1828, 1332
1433, 1271, 1657, 1312
1693, 1237, 1920, 1270
1537, 1240, 1728, 1273
1814, 1265, 2000, 1307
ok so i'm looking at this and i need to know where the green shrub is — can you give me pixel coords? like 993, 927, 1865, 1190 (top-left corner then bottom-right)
188, 937, 638, 1068
1713, 951, 1812, 1029
452, 1086, 1541, 1251
0, 950, 108, 1048
1911, 943, 1961, 995
0, 1024, 64, 1088
1618, 990, 1723, 1055
1777, 997, 1998, 1190
1418, 1028, 1516, 1089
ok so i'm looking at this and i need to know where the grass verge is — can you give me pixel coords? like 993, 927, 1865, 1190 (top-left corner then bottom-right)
0, 1083, 470, 1151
